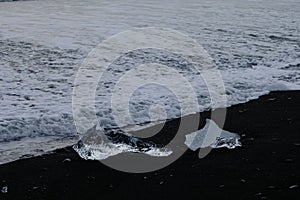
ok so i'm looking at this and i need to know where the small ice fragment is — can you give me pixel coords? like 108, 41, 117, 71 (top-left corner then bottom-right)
289, 185, 298, 189
254, 193, 262, 197
1, 186, 8, 193
62, 158, 71, 163
185, 119, 241, 151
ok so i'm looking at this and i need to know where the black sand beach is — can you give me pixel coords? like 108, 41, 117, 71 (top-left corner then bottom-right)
0, 91, 299, 200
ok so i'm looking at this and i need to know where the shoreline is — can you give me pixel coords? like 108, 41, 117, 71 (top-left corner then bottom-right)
0, 91, 299, 199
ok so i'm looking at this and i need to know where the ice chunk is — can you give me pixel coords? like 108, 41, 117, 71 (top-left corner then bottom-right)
1, 186, 8, 194
185, 119, 241, 150
73, 126, 172, 161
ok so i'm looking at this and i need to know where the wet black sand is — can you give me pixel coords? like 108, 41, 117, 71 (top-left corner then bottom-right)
0, 91, 299, 199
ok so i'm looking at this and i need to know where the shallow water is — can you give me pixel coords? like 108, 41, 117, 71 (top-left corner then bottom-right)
0, 0, 299, 164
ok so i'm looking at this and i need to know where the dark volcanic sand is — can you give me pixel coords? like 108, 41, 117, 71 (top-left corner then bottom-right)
0, 91, 299, 200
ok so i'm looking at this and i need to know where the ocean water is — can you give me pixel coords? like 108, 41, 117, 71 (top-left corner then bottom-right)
0, 0, 299, 164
